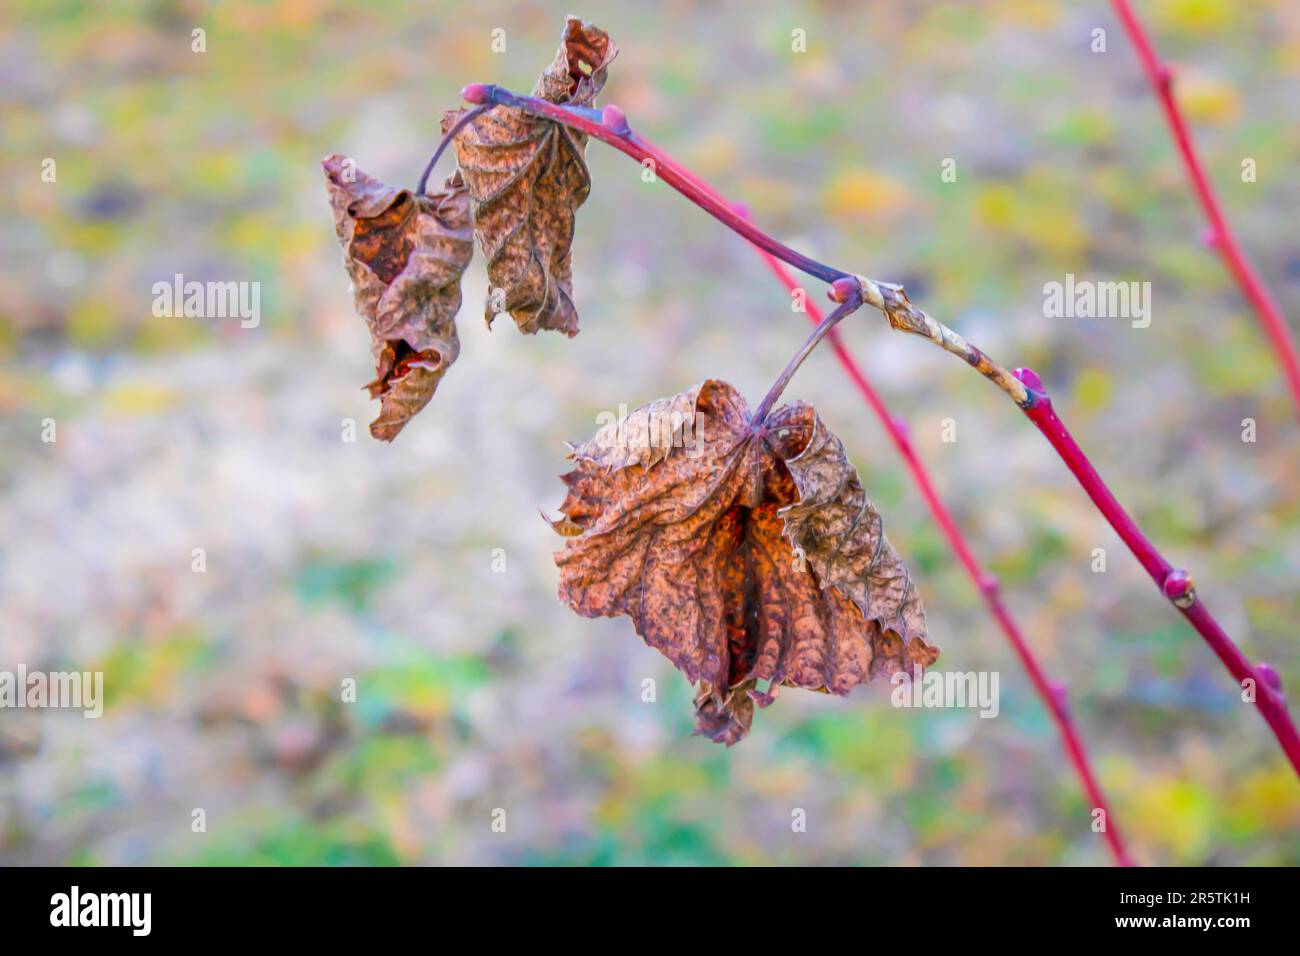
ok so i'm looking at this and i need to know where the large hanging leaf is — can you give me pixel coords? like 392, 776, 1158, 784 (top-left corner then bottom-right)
446, 16, 618, 337
550, 380, 936, 745
323, 155, 473, 441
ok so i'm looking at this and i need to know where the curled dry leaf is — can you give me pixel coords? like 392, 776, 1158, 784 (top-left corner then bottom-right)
323, 155, 473, 441
446, 16, 618, 337
550, 380, 936, 745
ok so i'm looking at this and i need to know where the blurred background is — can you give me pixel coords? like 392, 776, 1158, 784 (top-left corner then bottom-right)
2, 0, 1299, 866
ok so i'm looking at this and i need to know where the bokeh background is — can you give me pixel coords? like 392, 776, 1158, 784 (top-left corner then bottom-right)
3, 0, 1299, 866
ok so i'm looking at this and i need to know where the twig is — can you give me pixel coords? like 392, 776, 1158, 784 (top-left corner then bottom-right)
416, 103, 490, 195
460, 85, 848, 285
1015, 366, 1300, 775
457, 83, 1300, 778
830, 274, 1028, 406
1111, 0, 1300, 417
753, 291, 862, 423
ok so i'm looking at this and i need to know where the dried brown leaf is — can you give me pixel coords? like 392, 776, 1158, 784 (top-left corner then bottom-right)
323, 155, 473, 441
551, 380, 936, 745
446, 16, 618, 337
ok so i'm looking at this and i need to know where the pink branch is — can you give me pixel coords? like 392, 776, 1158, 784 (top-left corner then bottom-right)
457, 80, 1300, 783
1014, 368, 1300, 775
759, 251, 1132, 866
1111, 0, 1300, 417
460, 86, 847, 286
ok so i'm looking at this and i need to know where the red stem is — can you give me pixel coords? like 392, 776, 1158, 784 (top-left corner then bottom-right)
417, 103, 489, 195
1111, 0, 1300, 417
1015, 367, 1300, 776
753, 293, 863, 425
460, 81, 1300, 782
463, 86, 847, 286
758, 251, 1132, 866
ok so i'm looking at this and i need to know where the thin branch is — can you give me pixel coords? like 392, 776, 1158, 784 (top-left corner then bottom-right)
416, 103, 491, 195
753, 291, 862, 423
832, 275, 1029, 406
461, 85, 848, 285
1015, 367, 1300, 776
1111, 0, 1300, 417
458, 82, 1300, 780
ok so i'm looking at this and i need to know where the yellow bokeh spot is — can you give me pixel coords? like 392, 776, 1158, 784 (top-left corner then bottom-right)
1155, 0, 1233, 35
1228, 767, 1300, 830
994, 0, 1060, 30
1133, 776, 1214, 858
823, 168, 910, 220
226, 214, 272, 253
68, 299, 115, 347
1279, 39, 1300, 75
104, 382, 180, 415
973, 180, 1087, 263
1176, 74, 1240, 125
1073, 367, 1113, 412
687, 133, 739, 179
974, 185, 1015, 228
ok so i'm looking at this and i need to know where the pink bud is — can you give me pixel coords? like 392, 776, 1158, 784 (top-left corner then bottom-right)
1257, 662, 1283, 695
601, 104, 629, 135
1162, 569, 1195, 607
828, 277, 857, 303
1014, 367, 1043, 391
461, 83, 492, 104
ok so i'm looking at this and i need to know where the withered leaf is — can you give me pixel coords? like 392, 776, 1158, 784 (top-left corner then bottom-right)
446, 16, 618, 337
323, 154, 473, 441
551, 380, 936, 745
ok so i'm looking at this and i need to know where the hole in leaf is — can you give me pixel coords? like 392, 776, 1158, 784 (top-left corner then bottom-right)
365, 339, 441, 397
